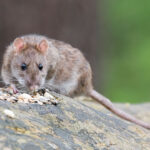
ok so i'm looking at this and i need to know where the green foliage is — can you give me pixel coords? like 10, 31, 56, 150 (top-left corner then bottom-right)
102, 1, 150, 103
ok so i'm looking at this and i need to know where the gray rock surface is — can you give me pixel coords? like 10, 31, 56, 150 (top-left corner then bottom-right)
0, 91, 150, 150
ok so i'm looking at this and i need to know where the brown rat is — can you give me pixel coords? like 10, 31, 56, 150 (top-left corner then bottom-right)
1, 34, 150, 129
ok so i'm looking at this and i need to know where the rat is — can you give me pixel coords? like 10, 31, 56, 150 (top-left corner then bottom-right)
1, 34, 150, 129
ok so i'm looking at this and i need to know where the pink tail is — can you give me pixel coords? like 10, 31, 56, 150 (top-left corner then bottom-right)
89, 90, 150, 129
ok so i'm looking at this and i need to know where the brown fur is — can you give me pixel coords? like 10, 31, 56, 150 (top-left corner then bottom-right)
1, 34, 92, 95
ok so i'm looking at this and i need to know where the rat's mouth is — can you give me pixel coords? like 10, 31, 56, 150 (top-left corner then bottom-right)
29, 85, 39, 91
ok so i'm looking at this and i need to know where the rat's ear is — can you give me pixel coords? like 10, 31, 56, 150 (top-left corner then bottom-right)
38, 39, 48, 53
13, 38, 25, 53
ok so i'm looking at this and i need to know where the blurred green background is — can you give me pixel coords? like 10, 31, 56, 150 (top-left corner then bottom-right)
101, 1, 150, 103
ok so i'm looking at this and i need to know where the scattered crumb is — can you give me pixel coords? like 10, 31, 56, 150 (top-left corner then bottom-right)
44, 92, 55, 99
3, 109, 15, 118
0, 88, 59, 105
17, 93, 32, 99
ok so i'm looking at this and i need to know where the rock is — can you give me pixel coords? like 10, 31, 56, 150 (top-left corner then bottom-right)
0, 90, 150, 150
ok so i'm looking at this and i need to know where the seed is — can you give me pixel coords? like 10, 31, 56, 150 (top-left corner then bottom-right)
3, 109, 15, 118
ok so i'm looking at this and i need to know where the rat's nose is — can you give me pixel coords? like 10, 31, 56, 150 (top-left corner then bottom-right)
26, 77, 40, 91
29, 85, 39, 91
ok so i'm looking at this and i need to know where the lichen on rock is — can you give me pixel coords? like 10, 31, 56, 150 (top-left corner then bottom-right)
0, 88, 150, 150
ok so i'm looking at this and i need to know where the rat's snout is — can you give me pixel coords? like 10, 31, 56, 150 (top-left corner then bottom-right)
27, 81, 39, 91
26, 77, 40, 91
29, 85, 39, 91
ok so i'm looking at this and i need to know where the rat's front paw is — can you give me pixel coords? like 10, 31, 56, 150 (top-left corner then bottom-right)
7, 84, 19, 94
12, 87, 18, 94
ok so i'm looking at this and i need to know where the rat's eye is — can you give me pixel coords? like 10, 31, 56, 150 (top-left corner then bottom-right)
21, 63, 27, 71
38, 64, 43, 70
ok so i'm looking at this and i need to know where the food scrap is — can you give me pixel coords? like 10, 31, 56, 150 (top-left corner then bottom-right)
0, 88, 59, 105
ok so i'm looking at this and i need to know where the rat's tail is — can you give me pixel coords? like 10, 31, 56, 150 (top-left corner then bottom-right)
89, 89, 150, 129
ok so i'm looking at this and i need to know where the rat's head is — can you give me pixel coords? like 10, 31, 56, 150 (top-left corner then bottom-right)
11, 37, 49, 91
